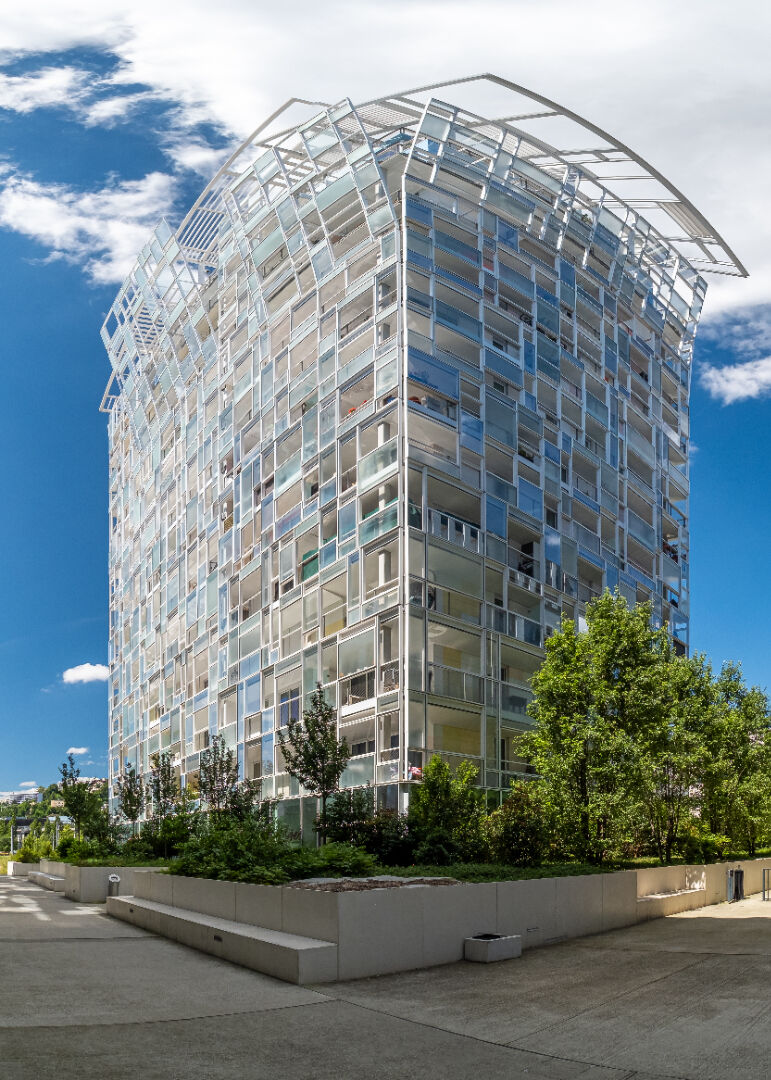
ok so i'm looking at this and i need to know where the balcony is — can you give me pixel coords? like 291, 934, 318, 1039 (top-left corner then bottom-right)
426, 507, 481, 553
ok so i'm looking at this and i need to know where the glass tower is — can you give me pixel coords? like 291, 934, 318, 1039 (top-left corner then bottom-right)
102, 76, 745, 825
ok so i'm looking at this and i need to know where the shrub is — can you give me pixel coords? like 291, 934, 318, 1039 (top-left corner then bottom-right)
324, 788, 376, 846
366, 810, 414, 866
15, 836, 54, 863
313, 843, 379, 878
408, 757, 486, 862
485, 781, 551, 866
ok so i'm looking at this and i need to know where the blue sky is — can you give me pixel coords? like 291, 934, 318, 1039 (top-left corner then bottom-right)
0, 1, 769, 790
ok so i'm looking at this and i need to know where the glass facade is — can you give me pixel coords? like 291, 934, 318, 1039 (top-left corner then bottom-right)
102, 77, 742, 818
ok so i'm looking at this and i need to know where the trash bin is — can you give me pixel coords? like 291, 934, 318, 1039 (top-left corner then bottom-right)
107, 873, 121, 898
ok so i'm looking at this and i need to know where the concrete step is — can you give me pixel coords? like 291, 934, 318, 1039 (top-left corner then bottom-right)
28, 871, 65, 892
107, 895, 338, 984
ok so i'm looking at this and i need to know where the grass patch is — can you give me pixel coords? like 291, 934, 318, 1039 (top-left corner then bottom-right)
0, 855, 8, 876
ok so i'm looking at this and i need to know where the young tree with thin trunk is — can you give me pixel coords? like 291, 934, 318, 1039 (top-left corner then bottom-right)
147, 751, 179, 823
277, 684, 350, 843
59, 754, 100, 840
115, 763, 144, 836
198, 735, 239, 814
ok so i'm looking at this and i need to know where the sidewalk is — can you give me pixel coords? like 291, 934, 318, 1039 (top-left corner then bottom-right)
2, 876, 771, 1079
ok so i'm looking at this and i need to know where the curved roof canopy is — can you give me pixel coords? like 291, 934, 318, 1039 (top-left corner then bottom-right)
177, 72, 746, 281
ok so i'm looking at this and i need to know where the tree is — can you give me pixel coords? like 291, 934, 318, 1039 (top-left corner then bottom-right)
525, 591, 669, 863
115, 764, 144, 836
199, 735, 239, 813
59, 754, 101, 839
701, 663, 771, 847
277, 684, 350, 843
635, 652, 712, 863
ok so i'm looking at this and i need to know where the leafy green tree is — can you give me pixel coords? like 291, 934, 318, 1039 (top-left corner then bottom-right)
115, 764, 144, 836
701, 663, 771, 847
199, 735, 239, 813
525, 591, 669, 863
408, 755, 485, 863
59, 754, 101, 839
277, 684, 350, 843
634, 652, 712, 863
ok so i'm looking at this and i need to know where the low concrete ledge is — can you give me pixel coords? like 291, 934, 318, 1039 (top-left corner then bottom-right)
6, 861, 38, 877
28, 871, 65, 892
637, 887, 706, 920
107, 895, 338, 984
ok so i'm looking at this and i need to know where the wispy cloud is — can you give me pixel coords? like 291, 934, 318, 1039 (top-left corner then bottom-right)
18, 780, 38, 789
66, 746, 90, 755
62, 663, 109, 684
0, 65, 89, 112
0, 170, 177, 283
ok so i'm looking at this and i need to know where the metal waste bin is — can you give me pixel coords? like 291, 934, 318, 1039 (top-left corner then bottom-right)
727, 867, 744, 903
107, 873, 121, 898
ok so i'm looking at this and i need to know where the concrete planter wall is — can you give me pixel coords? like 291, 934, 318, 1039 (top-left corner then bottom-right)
6, 861, 38, 877
63, 865, 164, 903
39, 859, 67, 876
110, 856, 771, 983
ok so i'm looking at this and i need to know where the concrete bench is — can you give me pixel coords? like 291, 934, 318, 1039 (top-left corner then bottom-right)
28, 871, 66, 893
107, 895, 338, 985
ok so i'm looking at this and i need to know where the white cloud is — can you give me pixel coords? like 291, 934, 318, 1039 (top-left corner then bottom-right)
701, 357, 771, 406
18, 780, 38, 788
0, 170, 177, 283
66, 746, 90, 755
62, 663, 110, 684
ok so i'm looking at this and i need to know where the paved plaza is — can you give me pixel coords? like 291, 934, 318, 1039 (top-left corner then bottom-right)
2, 876, 771, 1079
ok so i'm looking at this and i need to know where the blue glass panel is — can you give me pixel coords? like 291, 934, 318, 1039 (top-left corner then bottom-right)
518, 478, 543, 521
486, 496, 506, 537
497, 219, 518, 250
484, 349, 523, 387
408, 348, 459, 399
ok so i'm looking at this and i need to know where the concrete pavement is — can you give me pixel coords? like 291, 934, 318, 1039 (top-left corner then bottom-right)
2, 876, 771, 1079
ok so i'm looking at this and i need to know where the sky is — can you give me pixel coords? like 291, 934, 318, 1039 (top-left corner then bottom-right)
0, 0, 769, 790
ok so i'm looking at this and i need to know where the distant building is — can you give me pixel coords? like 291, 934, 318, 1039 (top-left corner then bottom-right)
0, 791, 41, 805
101, 75, 744, 826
